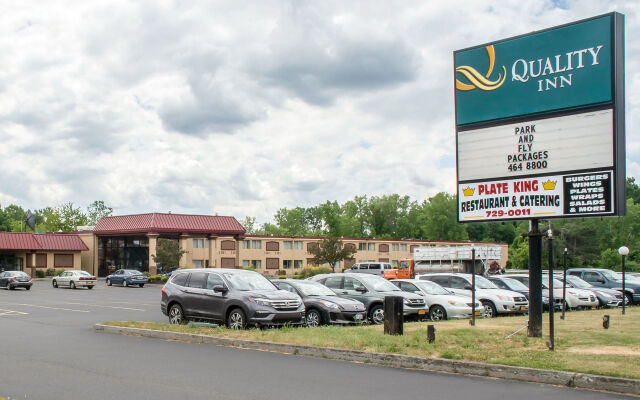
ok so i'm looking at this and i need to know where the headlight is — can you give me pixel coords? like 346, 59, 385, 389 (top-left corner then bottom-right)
248, 297, 271, 307
567, 290, 579, 296
448, 300, 466, 307
496, 295, 512, 301
320, 300, 339, 309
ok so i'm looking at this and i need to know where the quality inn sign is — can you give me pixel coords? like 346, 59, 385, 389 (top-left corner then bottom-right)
454, 13, 625, 222
454, 14, 615, 126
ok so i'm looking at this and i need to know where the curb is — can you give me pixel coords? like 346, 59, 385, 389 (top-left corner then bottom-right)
94, 324, 639, 396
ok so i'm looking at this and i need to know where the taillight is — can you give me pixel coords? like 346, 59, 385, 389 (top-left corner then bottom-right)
12, 277, 18, 281
161, 287, 166, 294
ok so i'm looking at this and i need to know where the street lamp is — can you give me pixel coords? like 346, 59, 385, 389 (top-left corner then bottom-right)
618, 246, 629, 315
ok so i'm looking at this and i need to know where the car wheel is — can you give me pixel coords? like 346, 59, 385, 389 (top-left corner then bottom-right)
87, 286, 93, 290
139, 284, 144, 288
227, 308, 247, 330
369, 305, 384, 325
8, 285, 15, 290
52, 280, 58, 288
624, 293, 633, 305
26, 286, 31, 290
106, 279, 112, 286
169, 304, 186, 325
123, 280, 128, 287
70, 281, 76, 289
429, 305, 447, 321
482, 301, 497, 318
305, 309, 322, 327
564, 300, 572, 311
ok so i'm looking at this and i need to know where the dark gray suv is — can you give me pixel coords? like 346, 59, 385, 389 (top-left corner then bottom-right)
161, 269, 305, 329
567, 268, 640, 305
308, 273, 426, 324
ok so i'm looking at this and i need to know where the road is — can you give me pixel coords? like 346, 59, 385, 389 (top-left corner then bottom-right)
0, 280, 632, 399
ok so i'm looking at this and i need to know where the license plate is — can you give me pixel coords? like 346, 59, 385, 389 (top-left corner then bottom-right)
520, 306, 526, 310
474, 311, 482, 316
591, 305, 597, 309
418, 309, 426, 315
355, 313, 363, 320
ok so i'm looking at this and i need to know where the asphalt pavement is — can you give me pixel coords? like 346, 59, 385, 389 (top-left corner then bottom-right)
0, 280, 634, 399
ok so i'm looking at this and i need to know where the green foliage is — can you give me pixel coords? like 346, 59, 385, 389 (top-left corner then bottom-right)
35, 269, 45, 278
152, 238, 187, 270
600, 248, 619, 269
45, 268, 56, 277
239, 216, 256, 234
87, 201, 113, 225
293, 267, 334, 279
308, 237, 357, 272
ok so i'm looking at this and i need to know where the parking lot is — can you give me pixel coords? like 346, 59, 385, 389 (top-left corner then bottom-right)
0, 279, 165, 326
0, 280, 634, 400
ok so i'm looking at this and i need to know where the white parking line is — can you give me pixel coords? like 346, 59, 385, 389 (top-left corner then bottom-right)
0, 302, 90, 313
60, 302, 146, 311
0, 308, 28, 316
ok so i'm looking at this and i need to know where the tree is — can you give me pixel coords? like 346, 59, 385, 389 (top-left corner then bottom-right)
152, 238, 187, 271
308, 237, 357, 272
87, 201, 113, 225
36, 202, 88, 232
239, 216, 256, 234
418, 192, 468, 241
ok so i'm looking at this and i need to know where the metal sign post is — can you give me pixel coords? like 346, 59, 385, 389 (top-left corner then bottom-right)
547, 228, 555, 351
526, 220, 543, 337
471, 248, 476, 326
561, 248, 568, 320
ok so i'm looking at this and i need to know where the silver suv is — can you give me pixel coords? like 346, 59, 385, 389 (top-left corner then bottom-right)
161, 269, 305, 329
349, 262, 393, 277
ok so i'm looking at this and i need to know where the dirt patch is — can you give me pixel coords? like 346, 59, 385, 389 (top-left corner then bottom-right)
565, 346, 640, 356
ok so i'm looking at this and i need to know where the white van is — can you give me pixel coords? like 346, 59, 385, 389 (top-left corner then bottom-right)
350, 262, 393, 277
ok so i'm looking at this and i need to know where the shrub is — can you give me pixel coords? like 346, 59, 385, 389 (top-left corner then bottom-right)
35, 269, 45, 278
54, 268, 65, 276
45, 268, 56, 277
147, 275, 162, 282
242, 266, 256, 272
160, 276, 169, 282
293, 267, 333, 279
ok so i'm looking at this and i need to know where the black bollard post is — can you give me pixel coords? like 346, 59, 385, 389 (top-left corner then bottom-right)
427, 325, 436, 343
383, 296, 403, 335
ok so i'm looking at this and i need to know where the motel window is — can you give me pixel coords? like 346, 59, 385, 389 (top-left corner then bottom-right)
193, 260, 204, 268
193, 239, 205, 248
283, 241, 292, 250
283, 260, 293, 269
392, 244, 399, 251
399, 244, 407, 251
368, 243, 375, 251
54, 254, 73, 268
242, 260, 250, 267
252, 240, 262, 249
294, 260, 303, 269
358, 243, 367, 251
252, 260, 262, 269
293, 241, 303, 250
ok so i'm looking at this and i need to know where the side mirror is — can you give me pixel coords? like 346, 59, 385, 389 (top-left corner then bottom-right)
597, 278, 605, 283
464, 285, 473, 291
213, 285, 228, 293
355, 287, 367, 293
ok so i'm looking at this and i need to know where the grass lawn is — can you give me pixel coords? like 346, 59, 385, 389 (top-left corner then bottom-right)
105, 307, 640, 379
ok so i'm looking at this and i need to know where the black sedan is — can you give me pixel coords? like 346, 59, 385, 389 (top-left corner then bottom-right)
273, 279, 367, 326
0, 271, 33, 290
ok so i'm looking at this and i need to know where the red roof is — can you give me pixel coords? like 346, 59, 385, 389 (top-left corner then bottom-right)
0, 232, 88, 251
94, 213, 246, 236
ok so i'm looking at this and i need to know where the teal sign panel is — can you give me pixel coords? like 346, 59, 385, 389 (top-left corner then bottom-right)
454, 15, 613, 126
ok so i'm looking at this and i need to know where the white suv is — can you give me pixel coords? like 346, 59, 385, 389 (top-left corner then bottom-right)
509, 274, 598, 310
349, 262, 393, 277
417, 273, 528, 318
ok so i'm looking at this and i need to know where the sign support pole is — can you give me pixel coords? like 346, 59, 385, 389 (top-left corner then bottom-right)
471, 248, 476, 326
547, 227, 555, 351
527, 219, 543, 337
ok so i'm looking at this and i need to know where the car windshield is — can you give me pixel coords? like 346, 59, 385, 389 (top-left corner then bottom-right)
542, 277, 564, 288
223, 272, 276, 291
415, 281, 450, 295
293, 281, 337, 296
501, 278, 528, 291
356, 275, 401, 292
475, 276, 499, 289
566, 276, 592, 289
601, 270, 621, 281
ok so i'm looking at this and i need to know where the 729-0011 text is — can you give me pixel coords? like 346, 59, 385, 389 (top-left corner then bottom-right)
486, 209, 531, 218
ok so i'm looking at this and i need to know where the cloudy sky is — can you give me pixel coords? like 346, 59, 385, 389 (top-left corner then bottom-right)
0, 0, 638, 223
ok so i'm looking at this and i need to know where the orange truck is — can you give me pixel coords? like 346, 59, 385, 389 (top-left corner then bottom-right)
384, 259, 414, 280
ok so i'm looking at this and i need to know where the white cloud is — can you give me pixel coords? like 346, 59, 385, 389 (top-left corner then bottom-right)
0, 0, 637, 222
